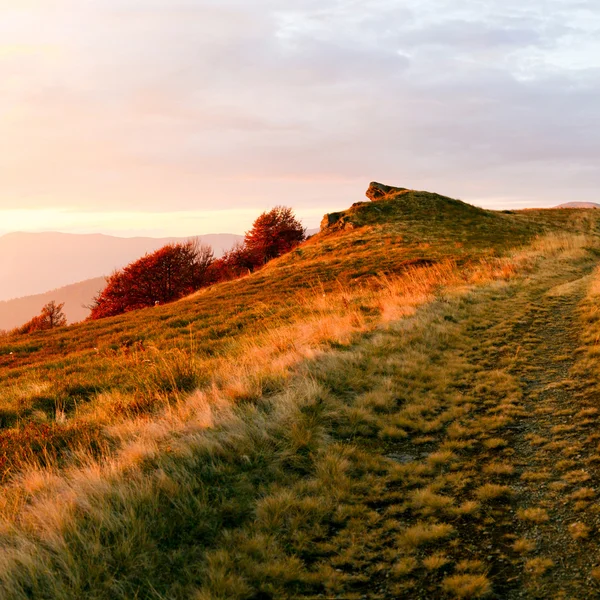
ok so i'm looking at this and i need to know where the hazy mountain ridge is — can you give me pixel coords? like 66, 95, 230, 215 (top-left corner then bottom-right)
0, 231, 242, 302
555, 202, 600, 209
0, 276, 107, 331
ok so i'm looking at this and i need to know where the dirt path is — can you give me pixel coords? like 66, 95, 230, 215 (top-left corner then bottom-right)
302, 248, 600, 599
438, 257, 600, 598
494, 273, 600, 598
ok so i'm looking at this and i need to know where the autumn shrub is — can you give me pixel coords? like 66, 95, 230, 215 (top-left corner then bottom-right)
89, 241, 214, 319
14, 301, 67, 335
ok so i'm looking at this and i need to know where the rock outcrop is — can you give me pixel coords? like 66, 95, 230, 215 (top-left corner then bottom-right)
365, 182, 408, 201
320, 212, 354, 232
321, 182, 412, 232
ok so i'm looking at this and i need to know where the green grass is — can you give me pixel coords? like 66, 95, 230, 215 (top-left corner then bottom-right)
1, 189, 600, 597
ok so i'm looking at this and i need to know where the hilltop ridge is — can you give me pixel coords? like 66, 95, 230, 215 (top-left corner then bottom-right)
321, 181, 489, 232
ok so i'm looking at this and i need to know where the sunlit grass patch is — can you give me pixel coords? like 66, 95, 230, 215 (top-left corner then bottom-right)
451, 500, 481, 517
455, 560, 486, 573
427, 450, 457, 467
517, 507, 550, 523
568, 521, 591, 540
441, 573, 491, 598
392, 556, 418, 577
482, 438, 507, 450
520, 470, 550, 482
398, 522, 455, 549
423, 552, 451, 571
474, 484, 512, 503
524, 557, 554, 577
482, 462, 514, 477
512, 538, 536, 554
569, 487, 596, 501
410, 487, 455, 516
563, 470, 591, 484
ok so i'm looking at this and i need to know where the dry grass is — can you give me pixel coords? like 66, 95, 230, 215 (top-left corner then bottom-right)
441, 573, 491, 598
524, 557, 554, 577
398, 522, 455, 548
423, 552, 451, 570
512, 538, 536, 554
474, 484, 512, 502
517, 507, 550, 523
568, 521, 591, 540
482, 462, 514, 476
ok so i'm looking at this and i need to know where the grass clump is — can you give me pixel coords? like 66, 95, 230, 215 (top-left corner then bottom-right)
568, 521, 591, 540
524, 557, 554, 577
398, 522, 455, 549
441, 573, 491, 598
512, 538, 536, 554
423, 553, 451, 571
392, 556, 418, 577
517, 507, 550, 523
474, 483, 512, 502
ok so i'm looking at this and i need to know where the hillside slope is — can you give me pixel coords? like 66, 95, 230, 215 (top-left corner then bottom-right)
1, 185, 600, 598
0, 231, 241, 301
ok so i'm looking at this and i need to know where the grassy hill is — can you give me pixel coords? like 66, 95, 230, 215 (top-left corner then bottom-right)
1, 186, 600, 598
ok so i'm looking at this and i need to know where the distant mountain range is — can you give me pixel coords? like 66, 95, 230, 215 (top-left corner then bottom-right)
0, 232, 242, 302
555, 202, 600, 209
0, 276, 107, 331
0, 231, 242, 330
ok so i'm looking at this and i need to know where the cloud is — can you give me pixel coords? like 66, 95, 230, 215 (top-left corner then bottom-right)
1, 0, 600, 233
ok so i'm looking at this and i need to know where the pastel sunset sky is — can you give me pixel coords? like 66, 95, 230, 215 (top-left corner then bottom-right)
1, 0, 599, 236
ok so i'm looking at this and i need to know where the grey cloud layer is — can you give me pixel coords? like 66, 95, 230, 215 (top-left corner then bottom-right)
1, 0, 599, 214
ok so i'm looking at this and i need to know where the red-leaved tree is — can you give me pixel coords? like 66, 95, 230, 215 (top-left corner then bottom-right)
15, 301, 67, 334
89, 240, 214, 319
244, 206, 305, 266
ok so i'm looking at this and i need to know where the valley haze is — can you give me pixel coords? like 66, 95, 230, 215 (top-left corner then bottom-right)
0, 231, 242, 302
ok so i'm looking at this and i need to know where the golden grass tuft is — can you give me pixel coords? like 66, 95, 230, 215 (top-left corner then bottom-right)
410, 488, 455, 515
563, 470, 591, 484
455, 560, 486, 573
524, 557, 554, 577
423, 553, 451, 571
570, 487, 596, 501
398, 522, 455, 549
474, 484, 512, 502
392, 556, 419, 577
512, 538, 535, 554
482, 438, 507, 450
441, 573, 491, 598
482, 462, 514, 477
520, 470, 550, 482
517, 507, 550, 523
568, 521, 591, 540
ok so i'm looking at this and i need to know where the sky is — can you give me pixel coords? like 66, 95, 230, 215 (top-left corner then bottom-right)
1, 0, 600, 237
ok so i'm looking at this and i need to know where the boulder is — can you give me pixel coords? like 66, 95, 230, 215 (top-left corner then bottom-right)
366, 182, 408, 201
321, 213, 343, 230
